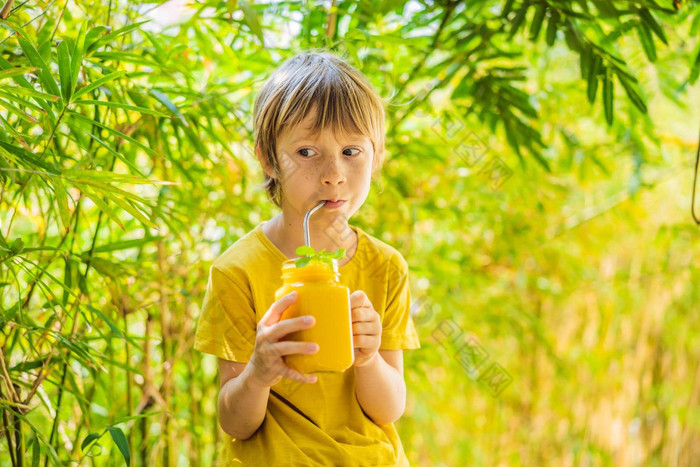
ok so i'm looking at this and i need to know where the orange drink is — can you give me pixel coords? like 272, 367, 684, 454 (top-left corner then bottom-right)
275, 258, 354, 373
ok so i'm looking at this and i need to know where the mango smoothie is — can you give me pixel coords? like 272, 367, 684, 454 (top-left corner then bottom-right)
274, 258, 354, 373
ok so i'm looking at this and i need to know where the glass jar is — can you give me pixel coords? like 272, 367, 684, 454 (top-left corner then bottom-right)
274, 258, 354, 373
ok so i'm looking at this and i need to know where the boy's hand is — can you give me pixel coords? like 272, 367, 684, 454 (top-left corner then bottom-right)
248, 291, 319, 387
350, 290, 381, 367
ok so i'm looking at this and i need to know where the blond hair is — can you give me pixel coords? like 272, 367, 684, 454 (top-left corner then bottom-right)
253, 51, 386, 207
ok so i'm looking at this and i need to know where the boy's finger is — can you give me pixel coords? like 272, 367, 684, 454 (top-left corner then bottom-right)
261, 291, 297, 327
350, 290, 371, 308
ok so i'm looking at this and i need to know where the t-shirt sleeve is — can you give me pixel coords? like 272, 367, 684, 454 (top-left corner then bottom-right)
193, 265, 257, 362
380, 254, 420, 350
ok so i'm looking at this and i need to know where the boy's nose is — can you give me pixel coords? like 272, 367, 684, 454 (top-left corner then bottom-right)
321, 158, 347, 185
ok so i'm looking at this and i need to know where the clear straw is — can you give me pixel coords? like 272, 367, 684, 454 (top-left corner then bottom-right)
304, 201, 327, 247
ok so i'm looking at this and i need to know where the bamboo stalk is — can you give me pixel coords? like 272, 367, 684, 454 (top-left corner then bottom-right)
1, 387, 17, 466
12, 383, 23, 467
0, 0, 15, 20
325, 0, 337, 41
158, 239, 173, 467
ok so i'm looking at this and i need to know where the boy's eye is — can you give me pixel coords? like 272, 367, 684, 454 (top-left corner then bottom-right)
299, 148, 317, 157
298, 148, 361, 157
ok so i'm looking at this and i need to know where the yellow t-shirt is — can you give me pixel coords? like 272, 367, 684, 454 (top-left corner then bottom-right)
194, 221, 421, 466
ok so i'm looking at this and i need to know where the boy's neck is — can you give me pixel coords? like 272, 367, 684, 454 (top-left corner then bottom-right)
262, 212, 358, 266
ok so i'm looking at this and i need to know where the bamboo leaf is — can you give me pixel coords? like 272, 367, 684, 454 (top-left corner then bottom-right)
0, 140, 57, 173
690, 42, 700, 84
616, 72, 647, 113
63, 168, 172, 185
587, 54, 600, 104
67, 110, 159, 157
72, 70, 127, 100
81, 432, 102, 452
107, 426, 131, 466
0, 66, 38, 81
81, 186, 126, 231
0, 97, 39, 123
0, 85, 61, 102
57, 39, 72, 101
0, 56, 55, 120
16, 35, 62, 99
71, 23, 87, 94
91, 236, 164, 254
69, 124, 148, 178
239, 0, 264, 45
636, 23, 657, 62
529, 4, 547, 41
603, 67, 613, 125
88, 21, 149, 53
52, 177, 72, 233
149, 89, 187, 124
85, 25, 112, 51
509, 6, 529, 38
72, 99, 171, 117
546, 10, 558, 46
639, 8, 668, 45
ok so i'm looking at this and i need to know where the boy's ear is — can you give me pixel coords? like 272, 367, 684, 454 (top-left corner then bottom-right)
256, 145, 275, 179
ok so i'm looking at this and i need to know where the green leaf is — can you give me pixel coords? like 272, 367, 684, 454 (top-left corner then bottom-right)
587, 54, 600, 104
0, 85, 61, 102
0, 97, 39, 123
0, 56, 55, 120
616, 73, 647, 113
509, 6, 529, 38
636, 23, 657, 62
85, 302, 132, 342
52, 177, 72, 233
239, 0, 264, 45
16, 35, 61, 99
88, 21, 149, 53
690, 42, 700, 84
546, 10, 558, 46
107, 426, 131, 466
81, 432, 102, 451
68, 110, 159, 157
0, 66, 38, 81
57, 39, 72, 101
529, 4, 546, 41
71, 23, 87, 94
72, 70, 127, 100
603, 67, 613, 125
639, 8, 668, 45
0, 140, 57, 173
80, 187, 125, 230
295, 245, 315, 256
91, 236, 163, 254
72, 99, 170, 117
31, 434, 40, 467
85, 25, 112, 51
149, 89, 187, 124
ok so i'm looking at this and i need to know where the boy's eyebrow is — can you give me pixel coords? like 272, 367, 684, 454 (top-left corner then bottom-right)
289, 133, 369, 145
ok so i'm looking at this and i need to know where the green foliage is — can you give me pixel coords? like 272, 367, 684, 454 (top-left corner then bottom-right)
294, 245, 346, 268
0, 0, 698, 465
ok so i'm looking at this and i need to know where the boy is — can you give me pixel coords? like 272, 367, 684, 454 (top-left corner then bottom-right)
194, 51, 420, 465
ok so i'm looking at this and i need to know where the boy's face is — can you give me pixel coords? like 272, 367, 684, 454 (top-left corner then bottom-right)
269, 109, 378, 226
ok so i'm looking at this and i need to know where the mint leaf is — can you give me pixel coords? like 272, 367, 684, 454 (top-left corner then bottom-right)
293, 245, 346, 268
295, 245, 315, 256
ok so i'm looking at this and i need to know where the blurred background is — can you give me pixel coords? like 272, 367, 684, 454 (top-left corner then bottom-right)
1, 0, 699, 465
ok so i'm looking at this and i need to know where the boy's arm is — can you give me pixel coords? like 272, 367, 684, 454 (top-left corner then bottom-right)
353, 350, 406, 426
218, 359, 270, 440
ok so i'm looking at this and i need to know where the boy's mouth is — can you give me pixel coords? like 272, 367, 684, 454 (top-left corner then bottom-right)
322, 199, 346, 209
